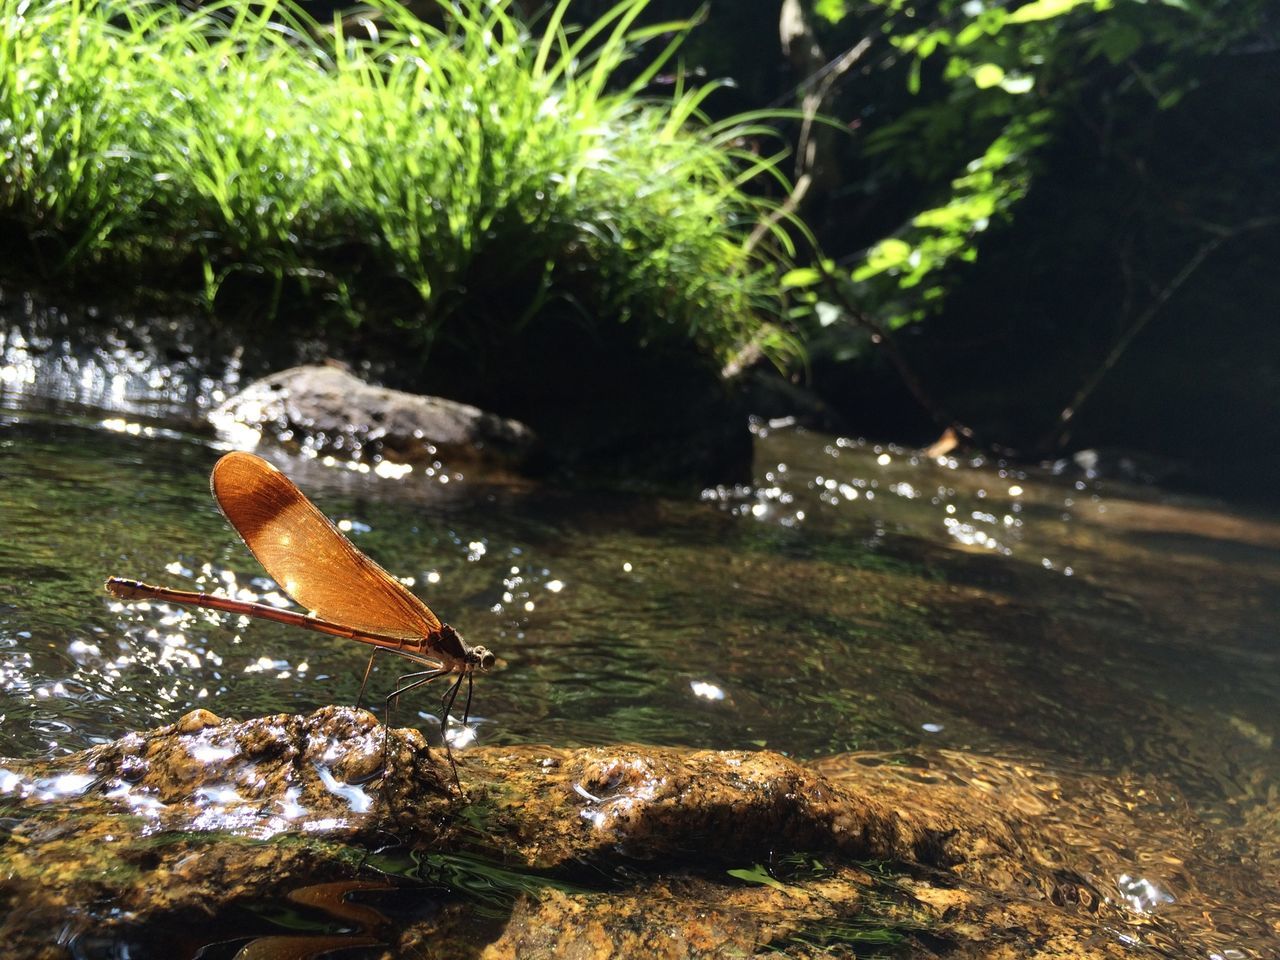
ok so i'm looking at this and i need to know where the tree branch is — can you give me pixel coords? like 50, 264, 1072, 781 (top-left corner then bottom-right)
1038, 215, 1280, 451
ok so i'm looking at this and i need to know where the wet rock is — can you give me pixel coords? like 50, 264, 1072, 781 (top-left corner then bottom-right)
437, 745, 918, 869
0, 709, 1273, 958
210, 364, 537, 468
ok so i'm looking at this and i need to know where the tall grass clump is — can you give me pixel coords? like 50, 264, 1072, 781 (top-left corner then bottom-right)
0, 0, 799, 365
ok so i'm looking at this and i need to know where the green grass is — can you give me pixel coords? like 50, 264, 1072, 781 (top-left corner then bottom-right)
0, 0, 799, 365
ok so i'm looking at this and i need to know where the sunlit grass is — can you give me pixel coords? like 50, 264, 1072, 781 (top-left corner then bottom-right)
0, 0, 798, 364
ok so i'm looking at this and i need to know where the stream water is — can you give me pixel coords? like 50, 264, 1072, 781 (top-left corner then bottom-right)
2, 318, 1279, 956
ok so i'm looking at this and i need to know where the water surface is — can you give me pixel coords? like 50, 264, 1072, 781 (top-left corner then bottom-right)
4, 401, 1277, 807
2, 328, 1279, 955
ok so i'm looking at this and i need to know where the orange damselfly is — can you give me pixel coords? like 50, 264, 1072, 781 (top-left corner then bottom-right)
106, 451, 493, 781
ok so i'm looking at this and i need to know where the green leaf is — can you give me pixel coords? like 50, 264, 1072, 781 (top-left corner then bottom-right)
852, 237, 913, 281
1094, 22, 1142, 63
727, 864, 789, 891
1000, 74, 1035, 94
955, 23, 986, 47
814, 0, 849, 23
877, 238, 912, 263
781, 267, 822, 289
972, 63, 1005, 88
1007, 0, 1092, 24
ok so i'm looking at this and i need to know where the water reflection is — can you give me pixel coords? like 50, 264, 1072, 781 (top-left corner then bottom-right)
1116, 873, 1175, 914
1, 306, 241, 421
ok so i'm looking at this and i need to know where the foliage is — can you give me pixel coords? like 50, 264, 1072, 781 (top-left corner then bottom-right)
0, 0, 799, 365
786, 0, 1269, 335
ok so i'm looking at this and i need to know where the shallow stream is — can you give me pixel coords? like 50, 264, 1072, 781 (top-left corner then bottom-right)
2, 319, 1279, 956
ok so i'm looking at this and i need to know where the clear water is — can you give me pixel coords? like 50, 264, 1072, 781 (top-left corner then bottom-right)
4, 395, 1278, 816
2, 321, 1280, 954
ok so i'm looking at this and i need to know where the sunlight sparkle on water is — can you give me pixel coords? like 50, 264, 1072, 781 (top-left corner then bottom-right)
690, 681, 726, 701
188, 743, 236, 764
105, 781, 166, 816
702, 437, 1099, 578
0, 354, 36, 385
0, 769, 24, 795
210, 418, 263, 450
101, 417, 154, 437
373, 459, 413, 479
67, 639, 101, 659
244, 656, 292, 677
315, 765, 373, 812
1116, 874, 1174, 914
444, 724, 477, 749
943, 517, 1011, 555
1, 650, 35, 694
277, 786, 307, 820
257, 589, 294, 608
196, 785, 243, 806
573, 782, 604, 804
35, 773, 97, 798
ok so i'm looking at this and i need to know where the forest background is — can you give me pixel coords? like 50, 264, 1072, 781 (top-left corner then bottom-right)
2, 0, 1275, 495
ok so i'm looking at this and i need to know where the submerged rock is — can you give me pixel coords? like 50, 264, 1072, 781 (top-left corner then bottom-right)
211, 364, 537, 468
0, 708, 1272, 958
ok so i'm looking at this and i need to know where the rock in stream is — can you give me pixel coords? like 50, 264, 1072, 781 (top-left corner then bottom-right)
0, 707, 1272, 958
210, 365, 537, 469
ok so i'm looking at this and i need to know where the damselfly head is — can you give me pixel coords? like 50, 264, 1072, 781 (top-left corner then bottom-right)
441, 624, 494, 671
